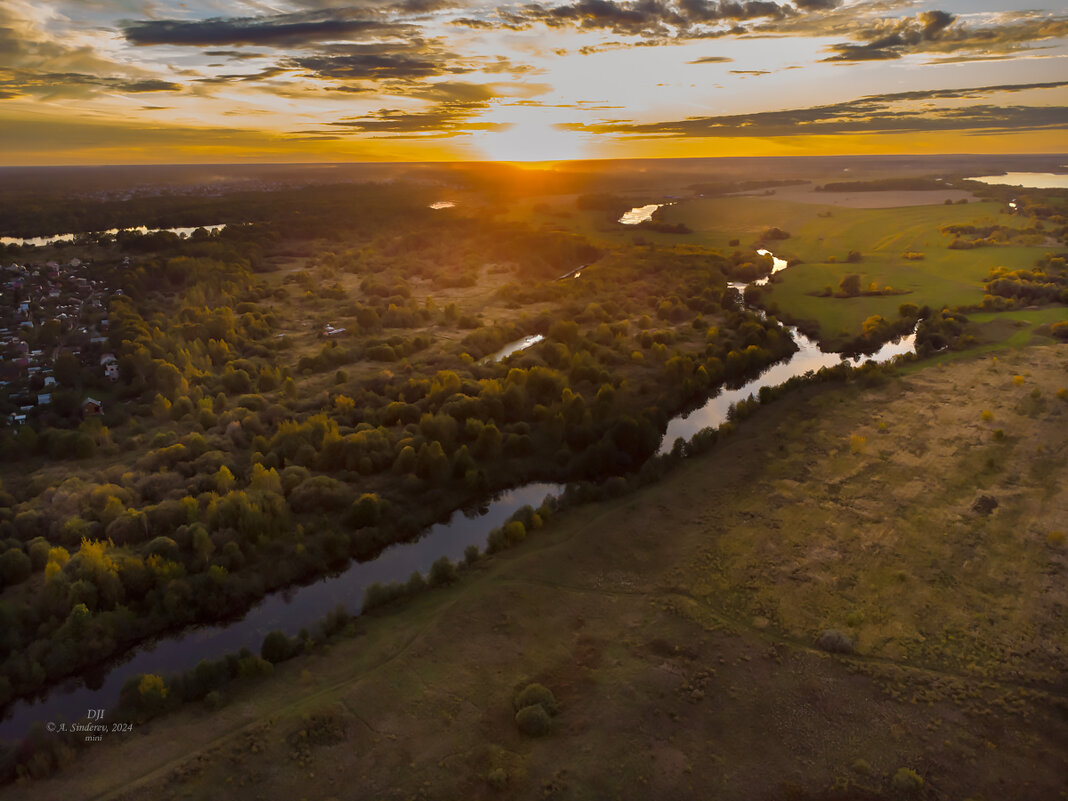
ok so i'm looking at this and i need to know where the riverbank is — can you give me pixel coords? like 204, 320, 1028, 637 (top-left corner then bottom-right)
10, 343, 1066, 801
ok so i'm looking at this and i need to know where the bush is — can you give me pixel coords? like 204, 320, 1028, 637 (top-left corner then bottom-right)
891, 767, 924, 793
514, 682, 559, 715
428, 556, 458, 587
261, 630, 296, 663
816, 629, 854, 654
514, 704, 552, 736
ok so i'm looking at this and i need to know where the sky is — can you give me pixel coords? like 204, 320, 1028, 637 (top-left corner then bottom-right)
0, 0, 1065, 164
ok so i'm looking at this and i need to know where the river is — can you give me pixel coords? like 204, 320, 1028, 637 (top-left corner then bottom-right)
0, 483, 562, 738
0, 233, 915, 740
0, 224, 228, 249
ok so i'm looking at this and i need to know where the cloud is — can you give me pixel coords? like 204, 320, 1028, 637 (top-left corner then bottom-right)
288, 43, 469, 82
477, 0, 801, 38
0, 69, 182, 99
820, 10, 1068, 62
688, 55, 733, 63
122, 10, 415, 47
326, 102, 504, 136
564, 81, 1068, 138
202, 50, 271, 60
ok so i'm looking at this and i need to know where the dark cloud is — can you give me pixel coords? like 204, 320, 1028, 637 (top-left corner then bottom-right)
821, 10, 1068, 62
792, 0, 839, 9
193, 67, 289, 84
565, 81, 1068, 138
123, 11, 414, 47
463, 0, 796, 38
326, 103, 503, 136
289, 43, 468, 81
688, 55, 733, 63
0, 70, 182, 98
202, 50, 271, 60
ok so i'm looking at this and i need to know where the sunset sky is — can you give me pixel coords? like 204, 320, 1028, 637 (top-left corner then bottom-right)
1, 0, 1065, 164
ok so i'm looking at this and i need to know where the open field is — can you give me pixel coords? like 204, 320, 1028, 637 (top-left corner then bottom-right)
656, 197, 1059, 343
12, 344, 1067, 801
761, 184, 977, 208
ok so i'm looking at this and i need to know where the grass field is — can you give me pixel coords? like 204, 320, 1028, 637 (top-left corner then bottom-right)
14, 344, 1067, 801
655, 197, 1058, 343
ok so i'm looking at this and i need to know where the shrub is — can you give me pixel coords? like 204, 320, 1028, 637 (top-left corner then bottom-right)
261, 630, 296, 663
849, 434, 866, 455
891, 767, 924, 793
428, 556, 457, 587
1012, 375, 1025, 386
1047, 531, 1065, 547
514, 683, 559, 715
980, 409, 993, 422
816, 629, 854, 654
971, 494, 998, 515
514, 704, 552, 736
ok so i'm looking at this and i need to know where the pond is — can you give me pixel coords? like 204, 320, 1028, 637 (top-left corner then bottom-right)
967, 173, 1068, 190
0, 483, 562, 739
0, 224, 228, 249
480, 334, 546, 364
618, 204, 664, 225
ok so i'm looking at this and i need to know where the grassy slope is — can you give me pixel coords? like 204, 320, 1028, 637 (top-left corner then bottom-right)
12, 345, 1068, 801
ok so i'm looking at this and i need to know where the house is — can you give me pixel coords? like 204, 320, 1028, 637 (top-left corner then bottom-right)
43, 376, 56, 388
100, 353, 117, 365
37, 393, 51, 406
104, 363, 119, 381
82, 397, 103, 415
321, 324, 347, 337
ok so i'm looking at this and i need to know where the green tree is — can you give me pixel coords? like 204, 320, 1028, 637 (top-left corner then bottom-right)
838, 273, 861, 297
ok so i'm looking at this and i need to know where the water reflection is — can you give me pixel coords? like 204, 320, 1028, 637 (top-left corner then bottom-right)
0, 224, 228, 248
967, 173, 1068, 189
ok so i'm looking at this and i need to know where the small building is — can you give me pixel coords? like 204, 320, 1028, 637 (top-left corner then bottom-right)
100, 353, 117, 365
43, 376, 56, 387
104, 363, 119, 381
37, 393, 51, 406
82, 397, 103, 416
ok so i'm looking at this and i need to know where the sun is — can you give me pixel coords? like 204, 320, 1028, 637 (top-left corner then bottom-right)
474, 109, 591, 162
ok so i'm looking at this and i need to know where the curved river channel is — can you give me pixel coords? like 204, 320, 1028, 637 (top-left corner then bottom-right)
0, 225, 915, 740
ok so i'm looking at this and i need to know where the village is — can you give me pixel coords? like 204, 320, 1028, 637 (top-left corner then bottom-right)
0, 253, 116, 427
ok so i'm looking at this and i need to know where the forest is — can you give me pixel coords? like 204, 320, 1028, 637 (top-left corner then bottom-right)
0, 178, 797, 718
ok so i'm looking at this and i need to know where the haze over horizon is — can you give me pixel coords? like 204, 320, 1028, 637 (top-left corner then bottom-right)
1, 0, 1066, 165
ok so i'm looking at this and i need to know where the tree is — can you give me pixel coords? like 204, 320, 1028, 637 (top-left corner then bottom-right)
838, 274, 861, 297
261, 630, 295, 663
54, 352, 81, 387
0, 549, 31, 587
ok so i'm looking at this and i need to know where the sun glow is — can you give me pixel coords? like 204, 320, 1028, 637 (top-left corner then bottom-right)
474, 109, 592, 162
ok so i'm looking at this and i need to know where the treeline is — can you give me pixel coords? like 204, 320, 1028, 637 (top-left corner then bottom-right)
981, 253, 1068, 306
690, 179, 807, 196
816, 177, 949, 192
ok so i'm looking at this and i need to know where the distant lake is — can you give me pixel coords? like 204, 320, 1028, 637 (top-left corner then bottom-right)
0, 224, 227, 248
967, 173, 1068, 189
618, 204, 663, 224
